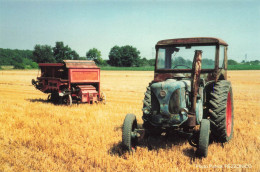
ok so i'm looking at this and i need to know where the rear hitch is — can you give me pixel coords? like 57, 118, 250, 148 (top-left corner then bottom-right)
133, 128, 146, 141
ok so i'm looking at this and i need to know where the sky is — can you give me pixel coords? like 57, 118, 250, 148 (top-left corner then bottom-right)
0, 0, 259, 62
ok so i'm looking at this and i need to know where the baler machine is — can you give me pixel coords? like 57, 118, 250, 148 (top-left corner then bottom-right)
32, 60, 105, 105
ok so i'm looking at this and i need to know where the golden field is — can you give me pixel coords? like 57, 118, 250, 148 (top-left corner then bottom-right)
0, 70, 259, 171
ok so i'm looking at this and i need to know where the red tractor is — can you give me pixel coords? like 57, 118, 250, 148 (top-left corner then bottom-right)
122, 37, 234, 157
32, 60, 105, 105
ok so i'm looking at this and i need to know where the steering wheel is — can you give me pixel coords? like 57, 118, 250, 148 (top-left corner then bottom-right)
172, 65, 191, 69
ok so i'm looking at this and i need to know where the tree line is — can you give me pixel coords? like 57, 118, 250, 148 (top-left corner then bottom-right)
0, 41, 259, 69
0, 48, 37, 69
0, 42, 154, 69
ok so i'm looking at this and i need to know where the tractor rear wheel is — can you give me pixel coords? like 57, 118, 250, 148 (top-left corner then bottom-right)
196, 119, 210, 157
122, 114, 138, 151
208, 80, 234, 142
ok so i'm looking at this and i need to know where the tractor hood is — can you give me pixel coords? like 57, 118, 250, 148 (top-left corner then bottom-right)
150, 79, 191, 126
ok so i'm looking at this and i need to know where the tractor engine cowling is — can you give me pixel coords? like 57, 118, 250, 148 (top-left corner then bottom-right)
148, 79, 192, 127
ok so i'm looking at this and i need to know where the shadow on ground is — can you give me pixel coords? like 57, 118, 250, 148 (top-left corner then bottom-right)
108, 132, 198, 159
27, 98, 50, 104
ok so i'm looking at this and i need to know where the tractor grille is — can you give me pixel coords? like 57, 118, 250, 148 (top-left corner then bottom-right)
169, 88, 185, 114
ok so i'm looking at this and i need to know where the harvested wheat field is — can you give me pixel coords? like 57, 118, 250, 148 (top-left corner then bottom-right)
0, 70, 259, 171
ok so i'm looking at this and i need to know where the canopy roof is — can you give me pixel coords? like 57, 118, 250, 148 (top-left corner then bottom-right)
156, 37, 228, 46
38, 60, 98, 69
63, 60, 98, 69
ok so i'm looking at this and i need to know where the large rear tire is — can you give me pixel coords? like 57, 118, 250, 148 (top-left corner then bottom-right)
122, 114, 138, 151
196, 119, 210, 157
142, 86, 151, 116
208, 80, 234, 142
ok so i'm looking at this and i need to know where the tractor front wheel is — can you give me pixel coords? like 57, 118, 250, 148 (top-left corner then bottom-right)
196, 119, 210, 157
122, 114, 138, 151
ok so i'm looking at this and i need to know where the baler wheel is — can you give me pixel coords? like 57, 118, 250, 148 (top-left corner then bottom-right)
50, 92, 60, 104
196, 119, 210, 157
208, 80, 234, 142
99, 92, 106, 104
122, 114, 138, 151
65, 94, 72, 106
47, 94, 51, 102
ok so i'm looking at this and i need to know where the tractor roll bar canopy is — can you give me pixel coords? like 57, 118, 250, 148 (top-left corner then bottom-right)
156, 37, 228, 47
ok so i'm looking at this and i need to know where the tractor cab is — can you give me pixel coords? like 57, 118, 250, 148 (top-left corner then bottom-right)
154, 37, 228, 83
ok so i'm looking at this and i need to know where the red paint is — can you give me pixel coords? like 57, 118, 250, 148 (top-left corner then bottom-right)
69, 68, 100, 83
226, 92, 232, 137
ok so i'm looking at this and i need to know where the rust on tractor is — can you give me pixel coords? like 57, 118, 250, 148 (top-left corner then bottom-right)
187, 50, 202, 127
191, 50, 202, 114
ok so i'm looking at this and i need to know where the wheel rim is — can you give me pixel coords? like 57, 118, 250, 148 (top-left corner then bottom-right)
47, 94, 51, 101
65, 95, 72, 105
100, 92, 106, 104
226, 92, 232, 137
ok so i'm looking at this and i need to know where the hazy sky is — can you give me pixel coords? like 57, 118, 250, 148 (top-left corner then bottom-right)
0, 0, 259, 62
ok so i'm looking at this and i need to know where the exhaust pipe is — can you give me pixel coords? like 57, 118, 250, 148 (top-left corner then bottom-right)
187, 50, 202, 127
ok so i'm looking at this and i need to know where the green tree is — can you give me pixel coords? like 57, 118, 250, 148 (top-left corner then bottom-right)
86, 48, 101, 60
95, 57, 107, 66
250, 60, 259, 65
108, 46, 122, 66
33, 45, 55, 63
71, 50, 80, 60
0, 48, 37, 69
108, 45, 141, 67
53, 42, 79, 62
138, 57, 148, 66
86, 48, 106, 65
121, 45, 141, 67
228, 59, 238, 65
148, 59, 155, 66
79, 57, 87, 60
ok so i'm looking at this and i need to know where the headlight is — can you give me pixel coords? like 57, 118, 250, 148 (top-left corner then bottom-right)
160, 90, 166, 97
